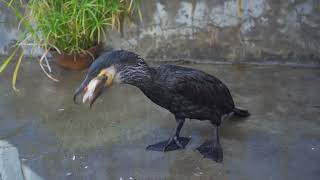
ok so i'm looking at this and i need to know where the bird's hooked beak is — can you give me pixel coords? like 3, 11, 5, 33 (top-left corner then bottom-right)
73, 66, 116, 107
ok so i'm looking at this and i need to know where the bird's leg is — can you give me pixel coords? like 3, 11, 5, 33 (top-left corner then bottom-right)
197, 124, 223, 162
146, 118, 190, 152
163, 118, 186, 151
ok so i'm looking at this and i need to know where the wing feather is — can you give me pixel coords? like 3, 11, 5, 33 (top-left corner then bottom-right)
161, 65, 234, 111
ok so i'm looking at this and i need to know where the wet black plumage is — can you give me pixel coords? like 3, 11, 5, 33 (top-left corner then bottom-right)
145, 64, 236, 123
74, 50, 250, 162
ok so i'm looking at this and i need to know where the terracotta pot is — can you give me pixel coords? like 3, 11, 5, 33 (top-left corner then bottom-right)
50, 44, 102, 70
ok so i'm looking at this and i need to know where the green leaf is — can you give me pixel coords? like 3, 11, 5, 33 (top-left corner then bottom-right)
12, 50, 24, 92
0, 46, 19, 74
1, 0, 142, 60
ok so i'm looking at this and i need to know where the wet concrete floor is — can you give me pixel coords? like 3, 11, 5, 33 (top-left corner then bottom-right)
0, 60, 320, 180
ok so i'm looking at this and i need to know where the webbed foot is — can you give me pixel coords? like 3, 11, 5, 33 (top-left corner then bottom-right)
146, 136, 190, 152
197, 140, 223, 163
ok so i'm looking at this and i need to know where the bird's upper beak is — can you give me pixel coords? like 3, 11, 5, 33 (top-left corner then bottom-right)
73, 66, 116, 107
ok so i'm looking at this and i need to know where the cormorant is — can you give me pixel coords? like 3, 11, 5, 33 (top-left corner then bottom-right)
73, 50, 250, 162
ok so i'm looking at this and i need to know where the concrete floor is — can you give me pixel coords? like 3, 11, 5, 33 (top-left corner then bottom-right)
0, 60, 319, 180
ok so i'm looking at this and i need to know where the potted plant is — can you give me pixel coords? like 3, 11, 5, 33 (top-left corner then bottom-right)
0, 0, 141, 89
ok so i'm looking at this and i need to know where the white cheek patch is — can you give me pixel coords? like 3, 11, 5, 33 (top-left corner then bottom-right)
113, 73, 122, 83
82, 78, 101, 103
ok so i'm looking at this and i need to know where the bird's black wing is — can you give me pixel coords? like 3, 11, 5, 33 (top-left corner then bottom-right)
159, 65, 235, 112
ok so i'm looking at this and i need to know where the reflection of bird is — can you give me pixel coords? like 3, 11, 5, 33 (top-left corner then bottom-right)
73, 50, 250, 162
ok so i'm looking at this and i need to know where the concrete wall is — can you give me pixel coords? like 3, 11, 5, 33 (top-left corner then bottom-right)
0, 3, 21, 55
1, 0, 320, 65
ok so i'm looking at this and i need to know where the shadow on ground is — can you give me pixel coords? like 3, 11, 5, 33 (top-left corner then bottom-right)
0, 60, 319, 180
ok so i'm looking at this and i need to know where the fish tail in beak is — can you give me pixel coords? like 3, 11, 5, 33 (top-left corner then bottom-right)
89, 89, 103, 108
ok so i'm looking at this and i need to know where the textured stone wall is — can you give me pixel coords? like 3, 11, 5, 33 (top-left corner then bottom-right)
0, 3, 21, 55
107, 0, 320, 65
1, 0, 320, 65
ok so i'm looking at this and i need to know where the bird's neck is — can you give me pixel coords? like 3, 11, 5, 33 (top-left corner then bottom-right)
128, 69, 164, 100
120, 64, 154, 90
128, 71, 153, 89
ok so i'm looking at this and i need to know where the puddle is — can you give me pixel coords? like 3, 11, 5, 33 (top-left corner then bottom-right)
0, 60, 319, 179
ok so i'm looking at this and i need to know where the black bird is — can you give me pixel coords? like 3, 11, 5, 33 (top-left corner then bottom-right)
73, 50, 250, 162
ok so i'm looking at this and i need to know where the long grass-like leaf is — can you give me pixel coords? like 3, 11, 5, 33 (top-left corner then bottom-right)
128, 0, 133, 12
0, 46, 19, 74
12, 50, 24, 91
138, 7, 143, 22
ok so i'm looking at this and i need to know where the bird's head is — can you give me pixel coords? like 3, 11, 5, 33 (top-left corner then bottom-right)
73, 50, 150, 107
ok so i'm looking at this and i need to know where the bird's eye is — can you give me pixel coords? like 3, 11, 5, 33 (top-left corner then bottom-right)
100, 73, 107, 77
97, 70, 107, 78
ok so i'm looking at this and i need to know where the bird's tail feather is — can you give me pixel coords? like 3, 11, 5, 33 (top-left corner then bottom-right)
232, 107, 250, 117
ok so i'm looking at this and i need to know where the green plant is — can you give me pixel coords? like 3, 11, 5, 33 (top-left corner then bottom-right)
0, 0, 141, 90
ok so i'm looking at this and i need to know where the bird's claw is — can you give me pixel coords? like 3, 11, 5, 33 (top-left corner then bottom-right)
163, 136, 184, 151
197, 140, 223, 163
146, 137, 190, 152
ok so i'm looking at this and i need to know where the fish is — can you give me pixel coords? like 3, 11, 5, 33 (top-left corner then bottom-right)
82, 76, 106, 107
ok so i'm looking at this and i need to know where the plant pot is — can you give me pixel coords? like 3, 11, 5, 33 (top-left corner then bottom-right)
50, 44, 102, 70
